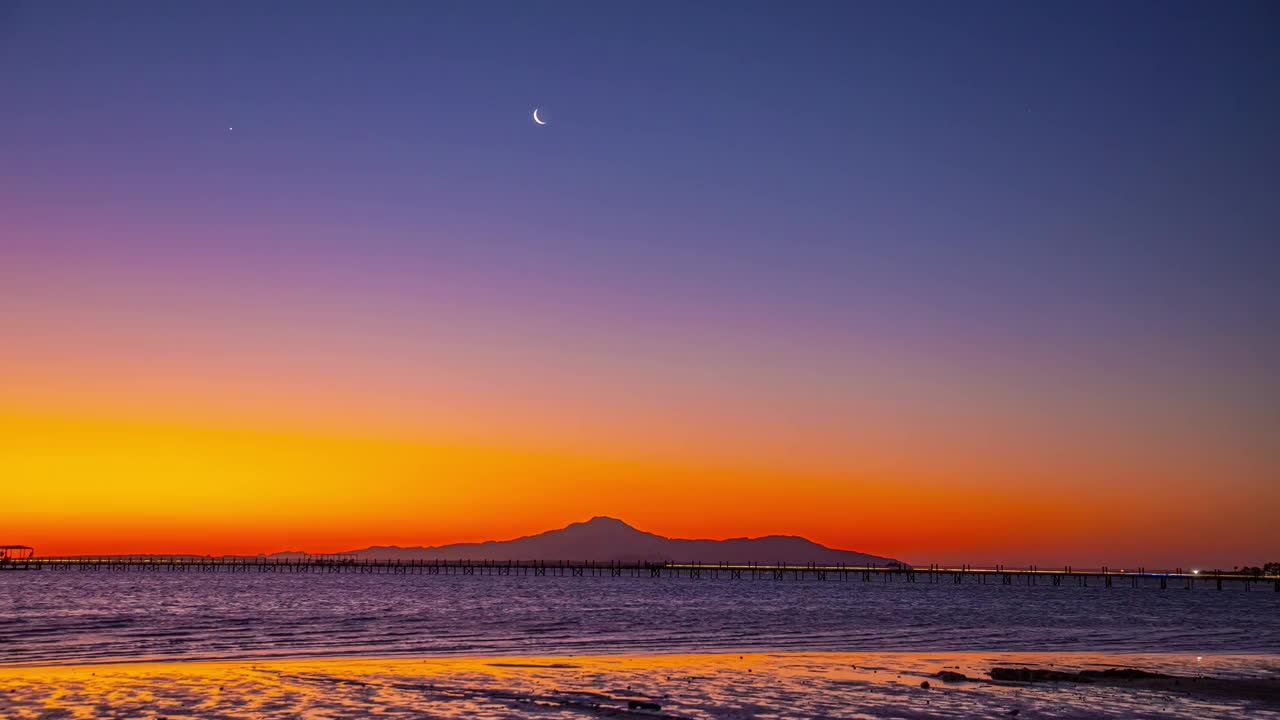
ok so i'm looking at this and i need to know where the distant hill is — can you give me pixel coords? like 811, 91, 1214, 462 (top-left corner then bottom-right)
318, 516, 903, 565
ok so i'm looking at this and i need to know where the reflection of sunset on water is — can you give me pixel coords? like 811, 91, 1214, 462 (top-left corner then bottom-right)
2, 652, 1277, 719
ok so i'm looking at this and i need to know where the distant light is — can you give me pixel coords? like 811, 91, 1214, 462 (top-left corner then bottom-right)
1192, 569, 1200, 575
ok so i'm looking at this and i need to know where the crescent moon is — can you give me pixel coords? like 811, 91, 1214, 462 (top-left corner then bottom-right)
533, 108, 546, 125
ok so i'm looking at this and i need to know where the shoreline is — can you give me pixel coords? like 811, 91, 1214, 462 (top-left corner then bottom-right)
3, 648, 1280, 673
2, 651, 1277, 719
5, 644, 1280, 672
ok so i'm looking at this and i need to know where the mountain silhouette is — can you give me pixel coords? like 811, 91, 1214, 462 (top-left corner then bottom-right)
333, 516, 902, 565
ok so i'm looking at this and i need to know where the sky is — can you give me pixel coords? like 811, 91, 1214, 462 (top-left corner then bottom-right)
2, 1, 1277, 567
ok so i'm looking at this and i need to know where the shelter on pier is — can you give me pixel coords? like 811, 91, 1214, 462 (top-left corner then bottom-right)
0, 545, 34, 564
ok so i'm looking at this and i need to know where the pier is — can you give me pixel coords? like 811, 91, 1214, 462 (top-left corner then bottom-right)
0, 546, 34, 571
4, 556, 1277, 591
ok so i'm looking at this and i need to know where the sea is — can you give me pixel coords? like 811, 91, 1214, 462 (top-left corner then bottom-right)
2, 570, 1276, 666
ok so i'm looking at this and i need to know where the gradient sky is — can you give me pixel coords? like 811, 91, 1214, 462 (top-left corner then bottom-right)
2, 1, 1278, 567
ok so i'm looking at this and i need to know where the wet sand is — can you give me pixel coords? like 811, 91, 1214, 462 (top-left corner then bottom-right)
1, 651, 1277, 719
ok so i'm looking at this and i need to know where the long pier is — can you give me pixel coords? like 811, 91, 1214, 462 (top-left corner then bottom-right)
3, 557, 1277, 591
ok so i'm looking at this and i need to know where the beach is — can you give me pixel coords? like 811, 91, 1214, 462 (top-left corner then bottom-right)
3, 651, 1278, 719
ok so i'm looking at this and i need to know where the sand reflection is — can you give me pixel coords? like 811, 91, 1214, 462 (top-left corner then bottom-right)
1, 652, 1277, 719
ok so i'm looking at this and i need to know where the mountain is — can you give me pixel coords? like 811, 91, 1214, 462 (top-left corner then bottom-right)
322, 516, 903, 565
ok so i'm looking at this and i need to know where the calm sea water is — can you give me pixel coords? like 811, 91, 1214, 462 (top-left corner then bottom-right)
1, 571, 1276, 666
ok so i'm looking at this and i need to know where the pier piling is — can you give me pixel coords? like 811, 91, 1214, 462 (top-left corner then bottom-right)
2, 557, 1272, 594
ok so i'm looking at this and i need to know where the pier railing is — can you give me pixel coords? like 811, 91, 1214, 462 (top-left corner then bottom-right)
3, 557, 1277, 591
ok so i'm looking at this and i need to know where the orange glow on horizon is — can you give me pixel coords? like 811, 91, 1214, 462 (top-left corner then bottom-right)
2, 404, 1273, 568
2, 263, 1275, 570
